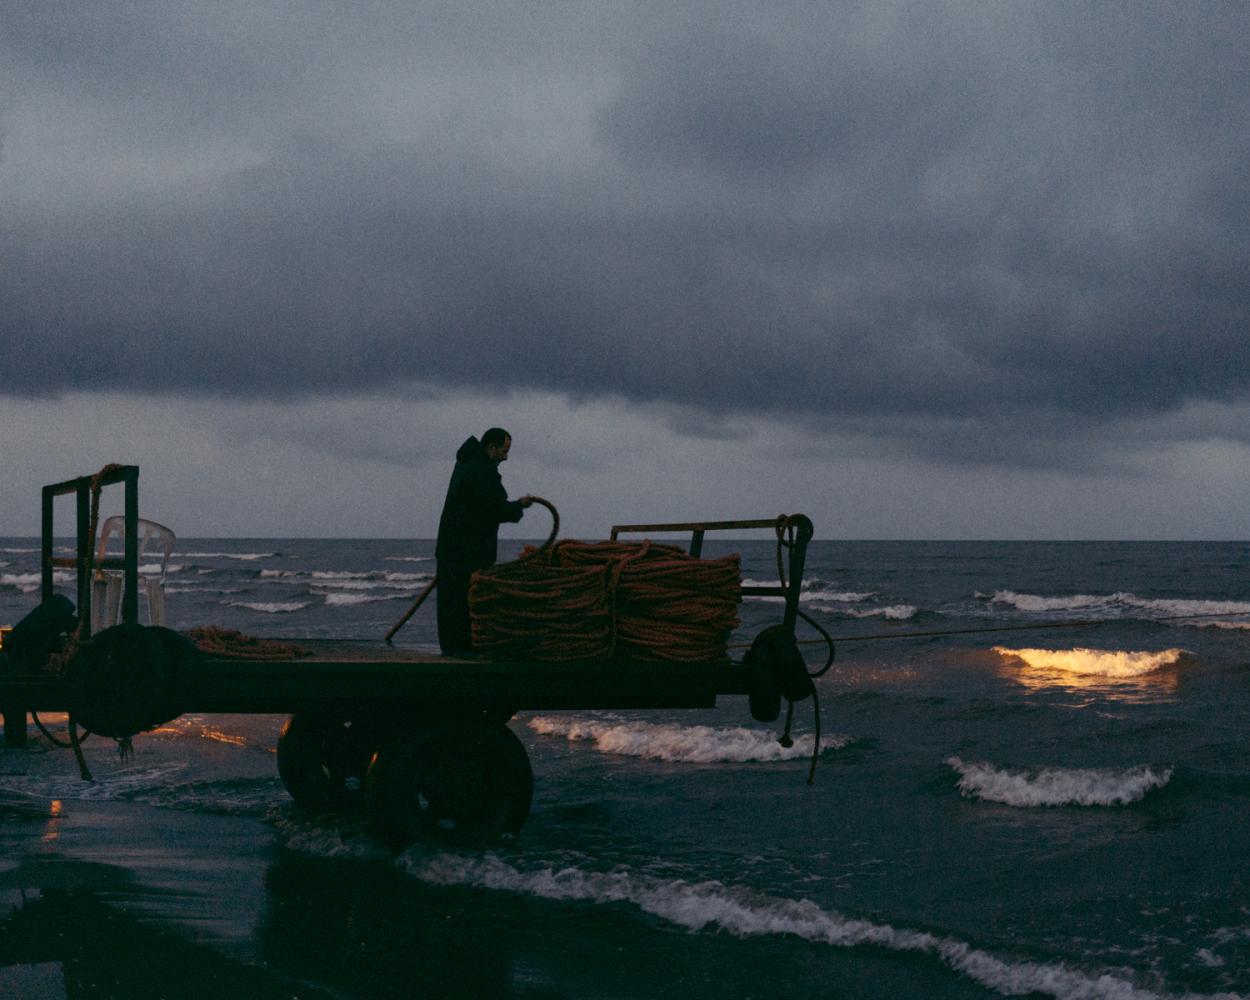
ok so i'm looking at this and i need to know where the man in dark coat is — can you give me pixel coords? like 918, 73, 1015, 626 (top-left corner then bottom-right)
435, 427, 532, 655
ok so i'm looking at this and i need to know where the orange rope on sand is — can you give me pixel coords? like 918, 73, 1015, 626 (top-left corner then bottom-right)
471, 538, 742, 663
183, 626, 311, 659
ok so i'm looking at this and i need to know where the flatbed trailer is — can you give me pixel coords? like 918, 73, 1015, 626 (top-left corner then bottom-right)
0, 466, 812, 848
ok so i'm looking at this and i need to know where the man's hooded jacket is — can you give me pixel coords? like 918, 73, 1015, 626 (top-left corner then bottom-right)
435, 436, 525, 568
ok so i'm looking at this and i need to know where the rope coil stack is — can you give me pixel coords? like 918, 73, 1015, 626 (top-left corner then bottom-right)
469, 535, 742, 663
469, 559, 615, 661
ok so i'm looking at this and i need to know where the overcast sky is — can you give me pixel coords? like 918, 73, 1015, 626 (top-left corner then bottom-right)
3, 2, 1248, 539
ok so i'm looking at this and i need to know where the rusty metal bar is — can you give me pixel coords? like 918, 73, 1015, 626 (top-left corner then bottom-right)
40, 486, 54, 602
76, 482, 92, 637
610, 518, 789, 537
122, 467, 139, 626
42, 466, 133, 497
52, 556, 131, 571
781, 514, 814, 630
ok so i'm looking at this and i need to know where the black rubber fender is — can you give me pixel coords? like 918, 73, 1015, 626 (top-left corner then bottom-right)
65, 624, 186, 739
745, 625, 814, 722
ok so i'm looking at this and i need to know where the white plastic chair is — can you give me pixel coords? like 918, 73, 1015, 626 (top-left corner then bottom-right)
91, 516, 176, 633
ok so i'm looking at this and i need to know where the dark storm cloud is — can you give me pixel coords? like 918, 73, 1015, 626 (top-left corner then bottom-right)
3, 2, 1249, 464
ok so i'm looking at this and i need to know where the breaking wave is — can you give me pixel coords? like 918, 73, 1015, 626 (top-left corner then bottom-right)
527, 716, 850, 763
178, 551, 276, 560
993, 646, 1186, 678
835, 604, 918, 620
946, 756, 1173, 807
394, 853, 1208, 1000
1, 570, 74, 593
319, 591, 403, 606
226, 600, 313, 614
984, 590, 1250, 620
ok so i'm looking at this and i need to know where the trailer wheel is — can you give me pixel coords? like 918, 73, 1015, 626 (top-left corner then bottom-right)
277, 714, 376, 812
366, 720, 532, 849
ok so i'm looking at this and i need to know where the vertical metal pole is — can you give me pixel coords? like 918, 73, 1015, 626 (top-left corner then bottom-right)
41, 486, 54, 602
76, 482, 93, 638
123, 467, 139, 626
689, 529, 705, 558
781, 515, 814, 633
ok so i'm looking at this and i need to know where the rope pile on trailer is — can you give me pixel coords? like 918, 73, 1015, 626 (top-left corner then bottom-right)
183, 626, 312, 660
540, 539, 742, 662
468, 558, 616, 660
469, 514, 742, 664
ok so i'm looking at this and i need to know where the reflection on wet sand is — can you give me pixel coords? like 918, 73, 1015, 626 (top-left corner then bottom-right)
0, 885, 334, 1000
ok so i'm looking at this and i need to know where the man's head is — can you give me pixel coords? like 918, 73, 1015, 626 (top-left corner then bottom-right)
481, 427, 512, 464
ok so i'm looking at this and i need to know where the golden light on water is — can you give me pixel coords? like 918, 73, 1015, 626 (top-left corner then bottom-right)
41, 799, 64, 844
994, 645, 1186, 700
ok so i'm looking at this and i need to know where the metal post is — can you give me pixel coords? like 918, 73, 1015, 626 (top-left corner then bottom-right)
122, 466, 139, 626
782, 515, 814, 633
41, 486, 54, 602
689, 529, 705, 558
76, 482, 93, 639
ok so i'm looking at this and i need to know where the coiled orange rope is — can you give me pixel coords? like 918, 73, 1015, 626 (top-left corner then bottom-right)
183, 626, 311, 659
471, 533, 742, 663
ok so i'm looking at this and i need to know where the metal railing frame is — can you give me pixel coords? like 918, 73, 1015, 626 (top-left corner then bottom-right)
41, 465, 141, 640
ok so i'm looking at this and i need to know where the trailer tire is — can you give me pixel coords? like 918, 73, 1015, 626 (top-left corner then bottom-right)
277, 714, 377, 812
366, 719, 532, 849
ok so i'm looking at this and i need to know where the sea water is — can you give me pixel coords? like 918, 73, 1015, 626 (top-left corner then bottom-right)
2, 537, 1249, 999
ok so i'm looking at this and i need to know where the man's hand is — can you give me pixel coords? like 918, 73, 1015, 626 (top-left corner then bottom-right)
519, 494, 535, 508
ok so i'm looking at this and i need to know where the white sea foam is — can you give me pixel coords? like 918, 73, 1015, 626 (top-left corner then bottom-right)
986, 590, 1250, 620
226, 600, 313, 614
270, 808, 391, 860
527, 716, 850, 763
946, 757, 1173, 807
1195, 620, 1250, 630
320, 591, 402, 606
178, 551, 276, 560
809, 590, 877, 603
0, 761, 190, 802
308, 572, 431, 591
164, 585, 245, 595
1, 570, 74, 593
397, 853, 1206, 1000
842, 604, 917, 620
259, 569, 299, 578
984, 590, 1112, 613
993, 646, 1186, 678
386, 555, 434, 563
137, 562, 183, 575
